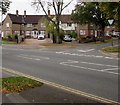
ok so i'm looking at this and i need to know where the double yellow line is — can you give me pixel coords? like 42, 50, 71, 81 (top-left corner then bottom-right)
1, 66, 120, 104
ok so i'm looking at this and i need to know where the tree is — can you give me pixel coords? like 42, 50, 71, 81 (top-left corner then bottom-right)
71, 2, 108, 41
32, 0, 73, 44
0, 0, 11, 14
45, 20, 65, 43
99, 2, 120, 31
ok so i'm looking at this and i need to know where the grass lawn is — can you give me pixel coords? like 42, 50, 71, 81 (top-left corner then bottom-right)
0, 77, 43, 93
101, 46, 120, 53
1, 41, 16, 44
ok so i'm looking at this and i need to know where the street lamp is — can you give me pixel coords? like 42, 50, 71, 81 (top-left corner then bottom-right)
108, 19, 114, 46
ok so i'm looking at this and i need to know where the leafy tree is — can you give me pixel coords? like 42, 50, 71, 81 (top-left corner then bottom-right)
45, 20, 65, 43
66, 30, 77, 38
99, 2, 120, 31
0, 0, 11, 14
32, 0, 73, 44
71, 2, 109, 41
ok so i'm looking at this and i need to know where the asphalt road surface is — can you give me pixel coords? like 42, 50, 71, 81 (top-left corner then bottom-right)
2, 41, 119, 103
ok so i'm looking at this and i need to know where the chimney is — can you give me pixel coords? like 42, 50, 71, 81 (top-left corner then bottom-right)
48, 10, 50, 16
16, 10, 18, 16
72, 10, 75, 14
24, 10, 26, 17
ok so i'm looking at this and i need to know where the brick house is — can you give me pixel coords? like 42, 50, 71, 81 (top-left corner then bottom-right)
2, 10, 77, 39
76, 23, 117, 38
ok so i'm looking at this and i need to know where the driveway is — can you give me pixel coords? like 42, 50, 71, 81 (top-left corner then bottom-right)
21, 38, 52, 45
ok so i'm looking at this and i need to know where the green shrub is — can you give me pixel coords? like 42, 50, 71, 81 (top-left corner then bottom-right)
14, 32, 18, 39
81, 37, 86, 40
7, 33, 12, 39
86, 36, 92, 39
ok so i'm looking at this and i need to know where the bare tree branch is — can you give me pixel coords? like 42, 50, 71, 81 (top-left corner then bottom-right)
53, 0, 57, 15
61, 0, 73, 12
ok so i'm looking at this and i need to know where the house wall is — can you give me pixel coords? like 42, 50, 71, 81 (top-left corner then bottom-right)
2, 15, 13, 37
60, 23, 76, 31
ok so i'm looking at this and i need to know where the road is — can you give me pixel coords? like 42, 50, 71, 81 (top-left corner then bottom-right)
2, 41, 119, 103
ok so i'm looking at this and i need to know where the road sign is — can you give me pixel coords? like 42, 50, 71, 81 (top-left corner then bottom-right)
108, 19, 114, 25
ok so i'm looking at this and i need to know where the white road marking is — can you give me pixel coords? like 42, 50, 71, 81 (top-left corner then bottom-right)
80, 61, 118, 67
56, 52, 119, 60
17, 54, 50, 61
19, 54, 50, 60
78, 49, 94, 52
101, 68, 119, 71
60, 60, 119, 75
17, 55, 40, 61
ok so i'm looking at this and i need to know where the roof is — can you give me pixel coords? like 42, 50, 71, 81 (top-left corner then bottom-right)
7, 13, 73, 24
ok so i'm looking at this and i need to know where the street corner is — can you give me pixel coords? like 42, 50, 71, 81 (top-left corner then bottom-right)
2, 70, 19, 78
98, 50, 119, 58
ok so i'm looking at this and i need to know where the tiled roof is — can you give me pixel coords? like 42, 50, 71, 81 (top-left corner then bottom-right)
60, 15, 73, 23
8, 13, 73, 24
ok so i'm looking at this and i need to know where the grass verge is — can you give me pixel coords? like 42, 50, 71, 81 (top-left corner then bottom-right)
101, 46, 120, 53
40, 42, 77, 48
0, 77, 43, 93
1, 41, 16, 44
90, 38, 119, 44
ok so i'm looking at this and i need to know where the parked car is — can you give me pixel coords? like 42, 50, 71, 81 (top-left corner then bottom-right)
112, 32, 120, 37
63, 35, 72, 42
38, 34, 45, 40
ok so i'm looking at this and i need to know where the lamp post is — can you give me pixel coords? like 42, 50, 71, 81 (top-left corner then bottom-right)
108, 19, 114, 46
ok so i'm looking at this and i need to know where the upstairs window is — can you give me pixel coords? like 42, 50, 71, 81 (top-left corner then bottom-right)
27, 24, 32, 27
6, 23, 9, 28
40, 31, 45, 35
41, 23, 46, 27
80, 30, 85, 35
67, 23, 72, 27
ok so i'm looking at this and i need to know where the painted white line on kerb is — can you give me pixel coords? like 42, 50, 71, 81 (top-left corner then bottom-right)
1, 66, 120, 104
60, 60, 119, 75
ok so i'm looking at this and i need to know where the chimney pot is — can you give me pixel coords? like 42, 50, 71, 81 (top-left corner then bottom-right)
16, 10, 18, 16
24, 10, 26, 17
48, 10, 50, 16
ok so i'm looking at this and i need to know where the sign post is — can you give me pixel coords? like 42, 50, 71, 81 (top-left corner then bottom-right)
108, 19, 114, 46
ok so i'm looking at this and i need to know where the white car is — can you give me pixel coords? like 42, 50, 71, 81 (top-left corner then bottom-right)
63, 35, 72, 42
38, 34, 45, 40
112, 32, 120, 37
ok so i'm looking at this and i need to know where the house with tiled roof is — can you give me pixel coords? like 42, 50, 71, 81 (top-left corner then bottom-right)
2, 10, 77, 39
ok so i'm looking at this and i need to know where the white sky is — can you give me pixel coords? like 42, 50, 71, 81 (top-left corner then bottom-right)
7, 0, 77, 15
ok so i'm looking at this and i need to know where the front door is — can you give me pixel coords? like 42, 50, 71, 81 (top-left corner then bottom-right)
32, 29, 38, 38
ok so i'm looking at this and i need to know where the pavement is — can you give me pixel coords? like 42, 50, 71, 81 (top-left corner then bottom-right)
1, 70, 105, 104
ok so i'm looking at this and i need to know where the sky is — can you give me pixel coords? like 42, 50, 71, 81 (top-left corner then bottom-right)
6, 0, 77, 15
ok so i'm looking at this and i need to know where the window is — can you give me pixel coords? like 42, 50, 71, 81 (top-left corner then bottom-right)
40, 31, 45, 35
67, 23, 72, 27
106, 31, 110, 36
26, 31, 31, 36
106, 26, 110, 28
6, 31, 10, 35
14, 31, 20, 35
41, 23, 46, 27
6, 23, 9, 28
26, 24, 32, 27
90, 30, 94, 35
80, 30, 85, 35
